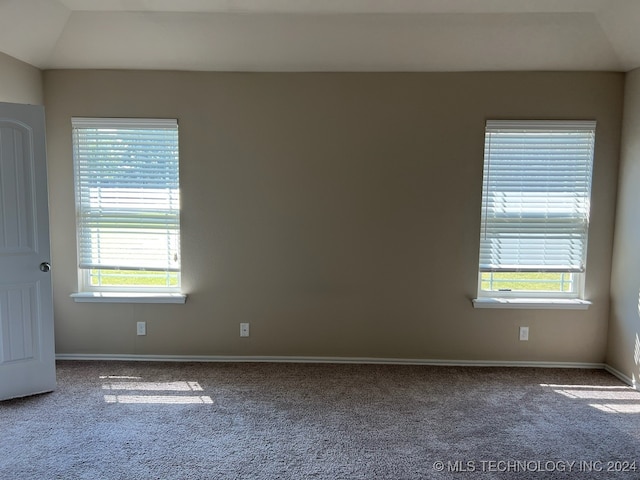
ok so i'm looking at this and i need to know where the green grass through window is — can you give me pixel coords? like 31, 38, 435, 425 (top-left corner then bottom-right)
481, 272, 574, 293
90, 269, 179, 287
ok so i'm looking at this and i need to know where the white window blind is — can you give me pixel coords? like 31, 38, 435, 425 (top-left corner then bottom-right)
479, 120, 596, 274
72, 118, 180, 288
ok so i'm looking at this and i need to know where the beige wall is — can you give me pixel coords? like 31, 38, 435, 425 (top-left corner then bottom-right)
44, 70, 623, 361
0, 52, 42, 105
608, 68, 640, 380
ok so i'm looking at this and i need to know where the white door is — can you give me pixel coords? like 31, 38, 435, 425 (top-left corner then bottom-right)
0, 102, 55, 401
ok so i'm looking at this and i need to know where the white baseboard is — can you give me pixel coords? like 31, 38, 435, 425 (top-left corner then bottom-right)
604, 364, 638, 390
55, 353, 605, 370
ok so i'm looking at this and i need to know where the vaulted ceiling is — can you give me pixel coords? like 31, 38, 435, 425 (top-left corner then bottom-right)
3, 0, 640, 72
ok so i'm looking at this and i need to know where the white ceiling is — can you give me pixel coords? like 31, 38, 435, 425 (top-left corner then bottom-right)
2, 0, 640, 72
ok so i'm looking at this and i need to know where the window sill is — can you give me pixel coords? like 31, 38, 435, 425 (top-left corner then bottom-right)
472, 298, 591, 310
70, 292, 187, 304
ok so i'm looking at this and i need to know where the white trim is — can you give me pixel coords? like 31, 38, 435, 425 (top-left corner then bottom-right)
485, 120, 597, 131
604, 364, 638, 390
472, 297, 591, 309
478, 120, 595, 297
54, 353, 603, 369
70, 292, 187, 304
71, 117, 177, 129
72, 117, 181, 293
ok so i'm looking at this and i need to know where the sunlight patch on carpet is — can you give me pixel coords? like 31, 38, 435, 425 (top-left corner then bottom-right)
102, 381, 203, 391
101, 378, 210, 404
553, 389, 640, 400
104, 394, 214, 404
542, 383, 640, 414
589, 403, 640, 414
540, 384, 630, 389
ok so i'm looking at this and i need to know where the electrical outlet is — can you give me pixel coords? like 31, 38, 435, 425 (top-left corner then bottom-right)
240, 323, 250, 337
137, 321, 146, 336
519, 326, 529, 341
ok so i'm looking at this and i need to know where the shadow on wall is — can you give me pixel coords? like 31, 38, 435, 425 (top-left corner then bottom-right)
634, 333, 640, 389
633, 290, 640, 389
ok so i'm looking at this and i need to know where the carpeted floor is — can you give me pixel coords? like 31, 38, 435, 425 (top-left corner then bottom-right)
2, 361, 640, 479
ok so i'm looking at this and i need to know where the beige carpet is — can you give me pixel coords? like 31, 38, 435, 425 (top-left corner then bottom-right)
2, 361, 640, 479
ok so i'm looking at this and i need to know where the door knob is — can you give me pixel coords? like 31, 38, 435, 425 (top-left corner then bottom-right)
39, 262, 51, 273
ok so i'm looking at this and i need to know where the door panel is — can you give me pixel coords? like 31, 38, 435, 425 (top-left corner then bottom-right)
0, 121, 36, 253
0, 285, 37, 362
0, 102, 55, 401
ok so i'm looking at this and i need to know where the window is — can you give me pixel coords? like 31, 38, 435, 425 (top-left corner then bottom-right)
477, 120, 596, 300
72, 118, 181, 294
